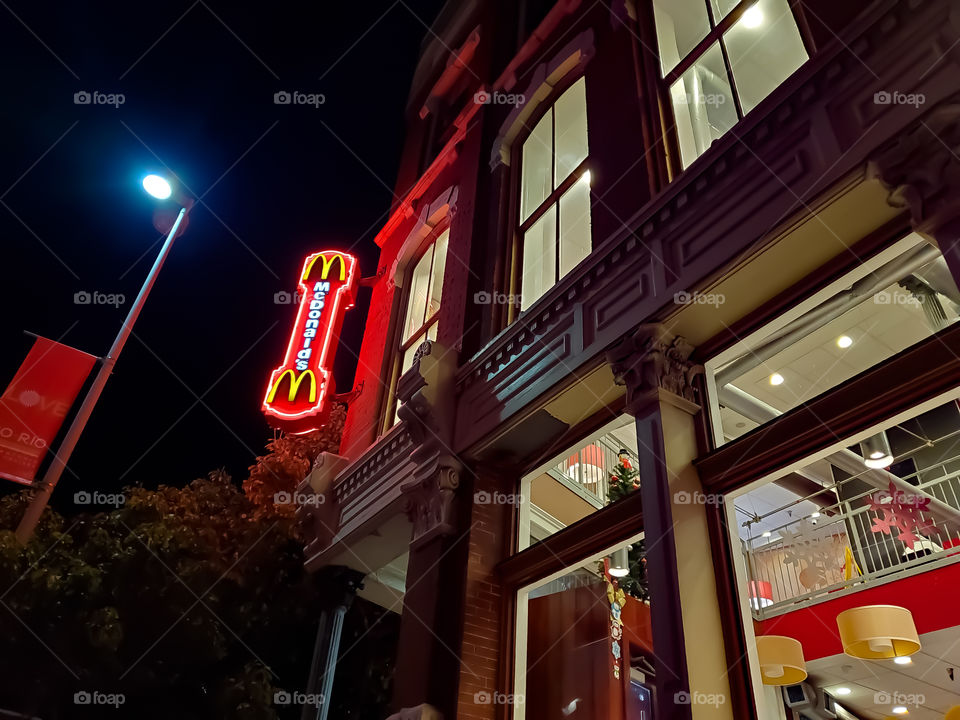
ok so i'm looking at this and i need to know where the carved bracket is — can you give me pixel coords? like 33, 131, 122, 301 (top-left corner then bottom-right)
396, 340, 464, 546
866, 97, 960, 236
606, 324, 702, 412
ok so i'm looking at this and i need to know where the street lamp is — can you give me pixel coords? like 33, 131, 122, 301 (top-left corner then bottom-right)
142, 174, 172, 199
15, 175, 190, 543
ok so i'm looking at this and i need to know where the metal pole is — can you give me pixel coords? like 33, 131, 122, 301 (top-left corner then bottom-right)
15, 207, 187, 544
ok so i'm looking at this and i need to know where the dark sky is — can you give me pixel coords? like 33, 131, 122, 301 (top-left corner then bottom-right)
0, 0, 446, 506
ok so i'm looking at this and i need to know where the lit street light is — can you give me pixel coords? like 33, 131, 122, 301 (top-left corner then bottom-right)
16, 175, 191, 543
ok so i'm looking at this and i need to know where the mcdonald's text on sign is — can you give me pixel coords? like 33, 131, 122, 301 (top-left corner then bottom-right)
262, 251, 358, 433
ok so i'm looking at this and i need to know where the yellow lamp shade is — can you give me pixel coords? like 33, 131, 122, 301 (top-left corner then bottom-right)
756, 635, 807, 685
836, 605, 920, 659
944, 705, 960, 720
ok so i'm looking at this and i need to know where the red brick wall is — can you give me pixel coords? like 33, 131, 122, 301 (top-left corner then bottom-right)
457, 476, 511, 720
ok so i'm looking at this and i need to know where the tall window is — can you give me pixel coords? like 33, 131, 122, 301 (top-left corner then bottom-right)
652, 0, 809, 169
518, 76, 591, 312
390, 229, 449, 423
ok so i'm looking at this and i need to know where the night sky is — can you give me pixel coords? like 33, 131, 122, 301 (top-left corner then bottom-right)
0, 0, 446, 506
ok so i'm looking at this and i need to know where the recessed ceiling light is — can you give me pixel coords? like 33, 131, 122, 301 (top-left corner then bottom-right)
893, 656, 912, 665
811, 512, 821, 518
837, 335, 853, 349
761, 531, 772, 538
769, 372, 785, 386
835, 687, 852, 696
892, 706, 908, 715
741, 4, 764, 28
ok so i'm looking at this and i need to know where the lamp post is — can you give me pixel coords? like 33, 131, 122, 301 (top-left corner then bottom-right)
15, 175, 190, 543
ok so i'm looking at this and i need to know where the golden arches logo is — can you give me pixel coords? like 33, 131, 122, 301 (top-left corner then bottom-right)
267, 369, 317, 404
302, 252, 348, 282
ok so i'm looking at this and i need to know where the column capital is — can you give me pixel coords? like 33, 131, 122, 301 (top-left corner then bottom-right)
866, 96, 960, 239
606, 324, 702, 414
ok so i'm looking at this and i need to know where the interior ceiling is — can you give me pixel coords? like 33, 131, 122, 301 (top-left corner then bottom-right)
808, 625, 960, 720
725, 281, 958, 418
734, 478, 822, 540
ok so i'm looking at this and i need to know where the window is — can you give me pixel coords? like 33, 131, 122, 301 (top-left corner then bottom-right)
513, 535, 653, 720
390, 229, 449, 424
518, 415, 638, 550
706, 233, 960, 446
652, 0, 809, 169
517, 77, 591, 312
725, 394, 960, 718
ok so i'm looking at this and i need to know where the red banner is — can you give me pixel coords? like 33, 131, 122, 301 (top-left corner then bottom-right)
0, 337, 97, 485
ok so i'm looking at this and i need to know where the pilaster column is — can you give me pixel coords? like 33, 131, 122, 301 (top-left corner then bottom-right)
302, 566, 366, 720
867, 97, 960, 285
387, 340, 469, 720
607, 324, 733, 720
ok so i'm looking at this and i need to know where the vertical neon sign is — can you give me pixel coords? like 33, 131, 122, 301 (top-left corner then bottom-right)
263, 251, 358, 433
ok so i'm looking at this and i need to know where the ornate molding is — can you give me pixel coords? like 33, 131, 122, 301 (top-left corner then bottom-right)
606, 324, 702, 411
866, 96, 960, 235
396, 340, 464, 545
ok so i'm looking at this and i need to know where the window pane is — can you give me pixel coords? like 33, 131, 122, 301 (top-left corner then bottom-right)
403, 249, 432, 342
710, 236, 960, 445
669, 42, 738, 169
558, 172, 591, 279
427, 230, 448, 320
400, 321, 438, 376
518, 415, 637, 549
652, 0, 711, 75
554, 77, 588, 184
724, 0, 808, 114
520, 111, 553, 222
520, 206, 556, 312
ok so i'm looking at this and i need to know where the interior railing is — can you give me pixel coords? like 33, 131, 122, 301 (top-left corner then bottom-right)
743, 459, 960, 619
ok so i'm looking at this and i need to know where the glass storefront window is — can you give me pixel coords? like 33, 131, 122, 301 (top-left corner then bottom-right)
513, 536, 651, 720
707, 233, 960, 446
726, 394, 960, 719
517, 415, 638, 550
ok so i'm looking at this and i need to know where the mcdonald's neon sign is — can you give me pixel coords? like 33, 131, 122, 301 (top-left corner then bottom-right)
262, 251, 358, 433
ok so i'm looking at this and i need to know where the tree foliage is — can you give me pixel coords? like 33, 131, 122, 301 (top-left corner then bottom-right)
0, 407, 397, 720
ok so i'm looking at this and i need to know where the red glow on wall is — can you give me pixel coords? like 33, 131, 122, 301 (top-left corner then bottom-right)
262, 251, 358, 433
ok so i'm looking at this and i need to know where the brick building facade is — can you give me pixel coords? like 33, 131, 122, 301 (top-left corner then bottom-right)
298, 1, 960, 718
